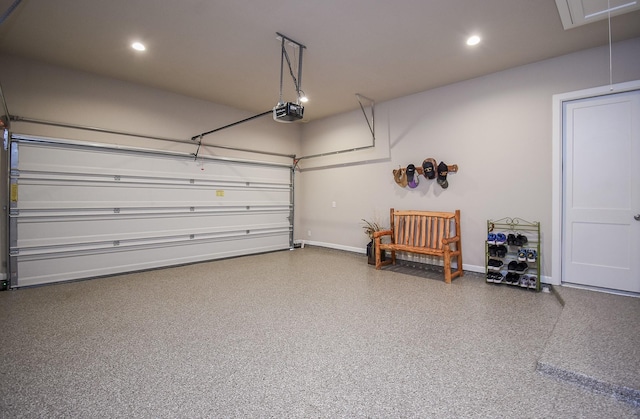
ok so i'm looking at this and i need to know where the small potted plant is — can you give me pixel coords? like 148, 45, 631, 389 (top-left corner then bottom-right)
362, 218, 386, 265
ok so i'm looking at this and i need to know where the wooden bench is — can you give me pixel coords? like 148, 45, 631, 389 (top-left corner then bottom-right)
373, 209, 463, 283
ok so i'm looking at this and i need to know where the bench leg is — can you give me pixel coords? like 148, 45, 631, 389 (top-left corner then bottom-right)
443, 252, 452, 284
456, 249, 464, 278
375, 241, 392, 269
375, 241, 394, 270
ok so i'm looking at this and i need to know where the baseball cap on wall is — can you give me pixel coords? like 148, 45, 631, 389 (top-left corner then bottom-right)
406, 164, 419, 188
437, 161, 449, 189
393, 168, 408, 187
422, 158, 437, 179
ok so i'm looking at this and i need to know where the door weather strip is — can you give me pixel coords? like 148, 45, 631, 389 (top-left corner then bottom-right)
296, 93, 375, 162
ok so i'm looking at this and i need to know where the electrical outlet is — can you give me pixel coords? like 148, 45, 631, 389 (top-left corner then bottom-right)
332, 201, 336, 208
307, 230, 311, 237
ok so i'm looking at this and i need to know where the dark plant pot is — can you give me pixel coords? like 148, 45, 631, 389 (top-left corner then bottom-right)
366, 240, 386, 265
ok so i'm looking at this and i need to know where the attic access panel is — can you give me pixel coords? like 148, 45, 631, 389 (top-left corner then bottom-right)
555, 0, 640, 29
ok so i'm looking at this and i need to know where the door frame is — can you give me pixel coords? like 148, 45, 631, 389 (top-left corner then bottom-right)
551, 80, 640, 287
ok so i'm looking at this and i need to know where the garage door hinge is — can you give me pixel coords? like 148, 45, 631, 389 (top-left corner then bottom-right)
114, 175, 121, 181
9, 208, 19, 216
113, 241, 120, 246
9, 249, 19, 255
114, 208, 120, 214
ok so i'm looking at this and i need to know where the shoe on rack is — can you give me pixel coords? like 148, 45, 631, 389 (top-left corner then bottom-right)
487, 233, 497, 245
508, 261, 519, 272
496, 245, 508, 258
515, 234, 528, 246
486, 273, 494, 283
515, 262, 529, 274
517, 249, 527, 262
493, 272, 504, 284
527, 249, 537, 263
488, 245, 498, 257
511, 273, 521, 286
495, 233, 507, 245
504, 272, 514, 285
488, 259, 504, 271
507, 233, 516, 245
519, 275, 529, 288
528, 276, 537, 289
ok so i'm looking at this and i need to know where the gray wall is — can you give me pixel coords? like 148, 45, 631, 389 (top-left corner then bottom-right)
2, 37, 640, 283
0, 54, 301, 160
296, 37, 640, 281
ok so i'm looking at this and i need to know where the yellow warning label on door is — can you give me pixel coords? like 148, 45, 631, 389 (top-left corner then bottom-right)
10, 184, 18, 202
216, 190, 224, 197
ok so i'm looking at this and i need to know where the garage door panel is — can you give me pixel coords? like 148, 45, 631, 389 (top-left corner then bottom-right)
9, 136, 294, 287
18, 143, 290, 185
16, 212, 291, 248
16, 182, 291, 209
15, 233, 291, 288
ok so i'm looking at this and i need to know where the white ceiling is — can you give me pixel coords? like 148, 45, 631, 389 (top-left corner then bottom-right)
1, 0, 639, 121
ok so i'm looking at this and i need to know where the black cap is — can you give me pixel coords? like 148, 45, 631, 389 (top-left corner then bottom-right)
422, 158, 436, 179
437, 162, 449, 189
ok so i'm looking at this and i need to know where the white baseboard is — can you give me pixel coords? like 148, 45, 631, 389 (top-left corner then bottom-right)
293, 242, 560, 285
296, 241, 490, 274
296, 240, 365, 254
462, 264, 485, 274
540, 275, 553, 285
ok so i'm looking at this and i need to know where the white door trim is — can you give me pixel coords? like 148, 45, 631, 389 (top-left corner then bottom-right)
551, 80, 640, 286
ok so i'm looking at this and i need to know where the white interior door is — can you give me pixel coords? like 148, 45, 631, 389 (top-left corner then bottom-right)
563, 90, 640, 293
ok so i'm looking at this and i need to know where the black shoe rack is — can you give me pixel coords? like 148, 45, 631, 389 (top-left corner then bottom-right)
485, 217, 541, 292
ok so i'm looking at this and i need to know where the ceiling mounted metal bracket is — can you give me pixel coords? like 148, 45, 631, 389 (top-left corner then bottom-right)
295, 94, 376, 162
276, 32, 306, 105
356, 93, 375, 142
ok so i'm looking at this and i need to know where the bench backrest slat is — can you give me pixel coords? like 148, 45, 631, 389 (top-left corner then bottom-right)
390, 208, 457, 250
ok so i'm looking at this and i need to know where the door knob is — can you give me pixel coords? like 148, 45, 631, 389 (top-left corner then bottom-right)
635, 214, 640, 221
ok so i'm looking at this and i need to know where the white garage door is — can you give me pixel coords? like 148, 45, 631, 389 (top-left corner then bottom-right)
8, 135, 293, 288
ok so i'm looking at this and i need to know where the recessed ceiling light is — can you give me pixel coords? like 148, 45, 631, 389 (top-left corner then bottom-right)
466, 35, 481, 46
131, 42, 146, 51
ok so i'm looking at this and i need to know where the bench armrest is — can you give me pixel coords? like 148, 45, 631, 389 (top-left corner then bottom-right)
374, 229, 392, 248
373, 229, 392, 239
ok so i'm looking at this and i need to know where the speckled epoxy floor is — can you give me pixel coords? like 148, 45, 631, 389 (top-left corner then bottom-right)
0, 246, 638, 418
537, 285, 640, 406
